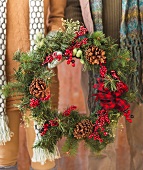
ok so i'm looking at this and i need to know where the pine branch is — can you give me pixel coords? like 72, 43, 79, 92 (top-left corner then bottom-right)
1, 82, 23, 97
62, 137, 79, 156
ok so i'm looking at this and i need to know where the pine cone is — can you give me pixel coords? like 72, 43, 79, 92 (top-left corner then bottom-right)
29, 78, 49, 98
86, 46, 106, 65
73, 119, 93, 139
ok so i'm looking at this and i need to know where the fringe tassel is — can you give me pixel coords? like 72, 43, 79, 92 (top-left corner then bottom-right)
0, 113, 13, 145
32, 121, 60, 165
32, 145, 60, 165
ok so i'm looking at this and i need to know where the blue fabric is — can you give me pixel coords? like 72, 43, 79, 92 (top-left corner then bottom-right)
89, 0, 103, 31
120, 0, 143, 97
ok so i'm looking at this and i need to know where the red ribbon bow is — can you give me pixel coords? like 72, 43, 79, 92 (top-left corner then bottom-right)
94, 79, 132, 122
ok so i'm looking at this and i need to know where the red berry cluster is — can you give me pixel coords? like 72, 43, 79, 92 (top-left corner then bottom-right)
42, 55, 53, 65
64, 26, 88, 67
88, 109, 110, 142
52, 52, 62, 61
40, 118, 59, 136
42, 52, 63, 66
63, 105, 77, 116
30, 95, 51, 108
49, 118, 59, 127
64, 49, 76, 67
64, 38, 88, 67
74, 26, 88, 39
74, 38, 88, 48
100, 66, 107, 78
40, 123, 49, 136
29, 98, 40, 108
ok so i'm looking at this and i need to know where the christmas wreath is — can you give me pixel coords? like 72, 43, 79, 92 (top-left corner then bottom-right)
2, 20, 137, 164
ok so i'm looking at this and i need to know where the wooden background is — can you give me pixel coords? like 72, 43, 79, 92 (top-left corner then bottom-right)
18, 61, 130, 170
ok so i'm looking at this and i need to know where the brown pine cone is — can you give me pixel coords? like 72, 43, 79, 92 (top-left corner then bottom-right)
86, 45, 106, 65
73, 119, 93, 139
29, 78, 49, 98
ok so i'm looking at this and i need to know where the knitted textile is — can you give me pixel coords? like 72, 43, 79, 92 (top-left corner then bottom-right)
0, 0, 7, 118
29, 0, 45, 50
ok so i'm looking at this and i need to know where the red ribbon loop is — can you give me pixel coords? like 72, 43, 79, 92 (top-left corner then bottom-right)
94, 79, 131, 122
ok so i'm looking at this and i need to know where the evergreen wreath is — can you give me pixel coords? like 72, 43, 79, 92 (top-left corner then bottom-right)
2, 20, 137, 158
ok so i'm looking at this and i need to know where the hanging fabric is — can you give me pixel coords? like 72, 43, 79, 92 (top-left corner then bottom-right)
88, 0, 143, 112
120, 0, 143, 98
0, 0, 13, 145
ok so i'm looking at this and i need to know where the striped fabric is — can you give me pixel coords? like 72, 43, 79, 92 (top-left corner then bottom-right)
102, 0, 122, 42
65, 0, 83, 23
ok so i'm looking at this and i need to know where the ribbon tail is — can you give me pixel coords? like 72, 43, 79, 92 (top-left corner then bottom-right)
116, 98, 130, 112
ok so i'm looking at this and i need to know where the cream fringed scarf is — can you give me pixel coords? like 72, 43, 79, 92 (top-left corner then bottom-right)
0, 0, 60, 164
